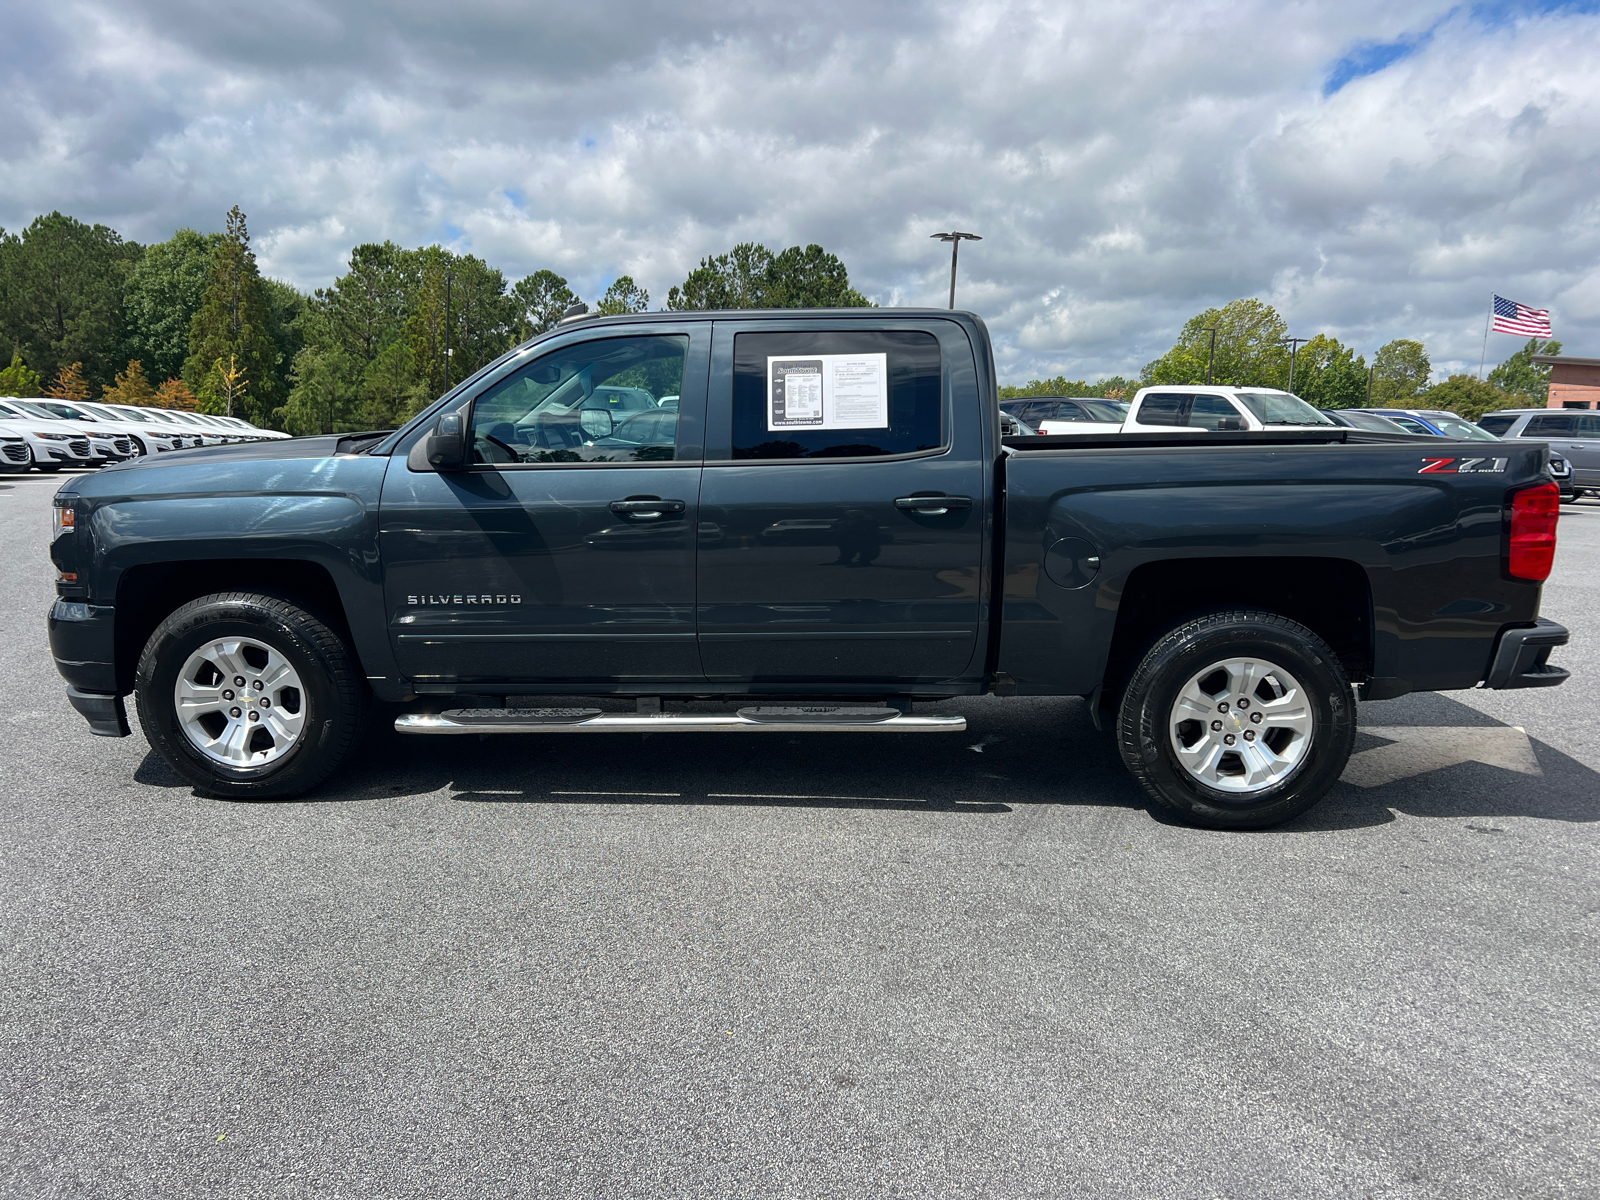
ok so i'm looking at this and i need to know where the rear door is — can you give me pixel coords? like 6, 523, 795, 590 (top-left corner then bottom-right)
379, 323, 709, 686
695, 318, 988, 685
1566, 413, 1600, 487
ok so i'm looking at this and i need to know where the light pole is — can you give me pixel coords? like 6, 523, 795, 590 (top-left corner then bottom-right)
1283, 336, 1310, 395
444, 270, 454, 389
1203, 327, 1218, 385
930, 231, 982, 309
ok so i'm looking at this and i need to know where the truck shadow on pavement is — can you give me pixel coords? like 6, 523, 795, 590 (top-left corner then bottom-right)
131, 691, 1600, 830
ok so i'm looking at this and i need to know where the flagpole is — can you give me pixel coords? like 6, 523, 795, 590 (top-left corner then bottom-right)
1478, 294, 1492, 381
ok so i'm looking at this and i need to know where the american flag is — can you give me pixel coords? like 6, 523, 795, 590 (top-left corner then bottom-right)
1492, 295, 1553, 337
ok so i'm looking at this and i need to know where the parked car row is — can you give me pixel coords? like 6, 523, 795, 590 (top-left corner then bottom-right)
998, 389, 1588, 503
0, 398, 288, 474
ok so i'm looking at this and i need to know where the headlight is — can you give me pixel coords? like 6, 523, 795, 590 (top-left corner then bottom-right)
35, 432, 73, 440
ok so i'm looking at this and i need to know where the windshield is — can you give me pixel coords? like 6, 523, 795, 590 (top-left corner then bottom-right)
1425, 414, 1500, 441
1338, 410, 1407, 433
141, 409, 180, 423
91, 404, 151, 423
1233, 391, 1334, 426
1081, 400, 1130, 422
37, 401, 95, 420
9, 401, 65, 420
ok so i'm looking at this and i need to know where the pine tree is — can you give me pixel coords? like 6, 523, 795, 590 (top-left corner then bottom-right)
46, 361, 89, 401
0, 352, 42, 395
596, 275, 649, 315
154, 378, 197, 410
184, 206, 279, 422
102, 359, 156, 405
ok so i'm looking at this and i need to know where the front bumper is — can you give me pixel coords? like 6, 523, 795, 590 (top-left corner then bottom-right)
1483, 618, 1570, 689
66, 687, 130, 737
49, 598, 118, 694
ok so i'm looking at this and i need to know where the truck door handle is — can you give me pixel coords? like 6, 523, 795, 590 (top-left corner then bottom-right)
610, 496, 686, 520
895, 494, 972, 515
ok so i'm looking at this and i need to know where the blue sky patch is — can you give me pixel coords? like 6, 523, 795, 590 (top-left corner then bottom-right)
1325, 3, 1600, 94
1324, 33, 1430, 94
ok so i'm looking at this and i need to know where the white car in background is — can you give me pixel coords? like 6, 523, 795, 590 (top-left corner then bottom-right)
214, 414, 291, 440
133, 407, 227, 446
1001, 396, 1130, 435
0, 399, 117, 469
1120, 386, 1338, 432
30, 399, 186, 457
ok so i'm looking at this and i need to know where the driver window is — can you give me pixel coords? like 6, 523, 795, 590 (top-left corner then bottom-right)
1188, 395, 1241, 430
470, 334, 688, 464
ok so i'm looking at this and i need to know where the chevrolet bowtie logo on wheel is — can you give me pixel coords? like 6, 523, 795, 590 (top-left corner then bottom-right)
406, 594, 522, 606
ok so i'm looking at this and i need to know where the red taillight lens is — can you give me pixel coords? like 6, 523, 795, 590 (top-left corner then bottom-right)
1508, 482, 1559, 581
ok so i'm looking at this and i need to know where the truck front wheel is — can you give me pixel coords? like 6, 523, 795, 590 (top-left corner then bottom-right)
1116, 610, 1355, 830
135, 592, 367, 799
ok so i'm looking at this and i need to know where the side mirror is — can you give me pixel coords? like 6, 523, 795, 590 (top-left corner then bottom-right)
1215, 416, 1246, 432
579, 409, 614, 440
427, 411, 468, 471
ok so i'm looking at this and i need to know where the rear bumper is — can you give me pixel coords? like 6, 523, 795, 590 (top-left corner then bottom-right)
1483, 618, 1570, 689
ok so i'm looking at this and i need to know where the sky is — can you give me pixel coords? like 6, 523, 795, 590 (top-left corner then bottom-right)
4, 0, 1599, 384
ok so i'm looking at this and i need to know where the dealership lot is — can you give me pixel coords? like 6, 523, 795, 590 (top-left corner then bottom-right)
2, 474, 1597, 1199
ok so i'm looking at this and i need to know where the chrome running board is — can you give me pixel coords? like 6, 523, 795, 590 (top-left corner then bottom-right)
394, 705, 966, 735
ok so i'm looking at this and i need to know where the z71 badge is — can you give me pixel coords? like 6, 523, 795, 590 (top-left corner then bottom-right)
1418, 457, 1508, 474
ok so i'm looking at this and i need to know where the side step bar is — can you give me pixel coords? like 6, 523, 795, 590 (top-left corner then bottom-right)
395, 706, 966, 735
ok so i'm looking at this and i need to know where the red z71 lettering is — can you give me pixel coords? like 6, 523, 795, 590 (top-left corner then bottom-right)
1419, 457, 1456, 474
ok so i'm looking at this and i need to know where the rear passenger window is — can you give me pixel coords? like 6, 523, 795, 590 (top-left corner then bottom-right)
1477, 413, 1517, 436
1138, 394, 1188, 426
731, 330, 941, 459
1577, 414, 1600, 437
1188, 395, 1240, 430
1524, 415, 1574, 435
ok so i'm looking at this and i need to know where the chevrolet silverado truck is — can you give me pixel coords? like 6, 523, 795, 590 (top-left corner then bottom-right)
46, 308, 1570, 829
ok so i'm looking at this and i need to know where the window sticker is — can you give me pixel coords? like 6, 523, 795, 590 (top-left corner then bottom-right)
767, 353, 888, 432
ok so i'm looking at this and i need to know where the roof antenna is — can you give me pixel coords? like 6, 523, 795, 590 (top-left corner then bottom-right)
558, 302, 590, 325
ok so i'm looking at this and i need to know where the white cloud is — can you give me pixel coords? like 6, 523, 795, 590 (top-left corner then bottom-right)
3, 1, 1597, 381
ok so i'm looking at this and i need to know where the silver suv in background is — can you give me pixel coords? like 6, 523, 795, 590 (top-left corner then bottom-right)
1478, 409, 1600, 498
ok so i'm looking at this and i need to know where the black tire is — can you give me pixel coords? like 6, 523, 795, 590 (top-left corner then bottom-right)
1116, 610, 1356, 830
33, 462, 61, 474
135, 592, 367, 799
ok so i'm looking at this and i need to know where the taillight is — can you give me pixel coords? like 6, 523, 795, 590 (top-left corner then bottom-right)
1508, 482, 1559, 581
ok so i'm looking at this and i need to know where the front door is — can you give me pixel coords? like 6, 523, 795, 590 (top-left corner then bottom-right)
694, 321, 988, 685
380, 325, 708, 686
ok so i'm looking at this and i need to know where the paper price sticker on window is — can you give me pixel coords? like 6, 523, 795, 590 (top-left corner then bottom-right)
767, 353, 888, 431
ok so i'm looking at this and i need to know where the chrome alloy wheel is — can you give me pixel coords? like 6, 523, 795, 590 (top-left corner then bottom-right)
173, 638, 306, 768
1168, 656, 1314, 795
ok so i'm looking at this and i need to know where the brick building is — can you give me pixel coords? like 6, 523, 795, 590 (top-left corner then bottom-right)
1532, 354, 1600, 408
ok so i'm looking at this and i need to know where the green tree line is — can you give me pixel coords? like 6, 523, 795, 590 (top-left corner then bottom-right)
0, 211, 872, 433
1004, 297, 1559, 420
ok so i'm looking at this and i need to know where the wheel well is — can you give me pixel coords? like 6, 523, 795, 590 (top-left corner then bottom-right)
114, 559, 355, 694
1101, 557, 1372, 707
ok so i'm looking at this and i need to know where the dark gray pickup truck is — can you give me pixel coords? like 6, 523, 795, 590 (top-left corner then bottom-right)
47, 308, 1570, 828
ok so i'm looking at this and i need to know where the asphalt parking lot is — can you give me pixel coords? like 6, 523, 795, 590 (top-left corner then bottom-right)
2, 473, 1597, 1200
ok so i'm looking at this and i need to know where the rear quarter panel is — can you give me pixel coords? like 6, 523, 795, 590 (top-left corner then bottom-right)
997, 441, 1550, 696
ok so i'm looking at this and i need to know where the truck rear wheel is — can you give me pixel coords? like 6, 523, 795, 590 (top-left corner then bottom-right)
1116, 610, 1355, 830
135, 592, 367, 799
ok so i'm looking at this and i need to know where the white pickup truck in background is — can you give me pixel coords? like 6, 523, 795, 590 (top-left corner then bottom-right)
1003, 387, 1340, 435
